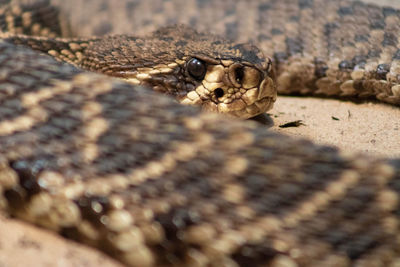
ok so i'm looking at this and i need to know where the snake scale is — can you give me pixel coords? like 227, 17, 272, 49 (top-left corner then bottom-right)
0, 0, 400, 266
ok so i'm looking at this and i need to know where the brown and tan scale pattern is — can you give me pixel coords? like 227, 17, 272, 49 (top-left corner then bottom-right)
0, 40, 400, 267
0, 0, 400, 267
4, 0, 400, 118
0, 1, 277, 119
46, 0, 400, 105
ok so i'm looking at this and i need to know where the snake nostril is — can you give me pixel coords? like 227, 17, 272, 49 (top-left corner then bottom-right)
215, 88, 224, 98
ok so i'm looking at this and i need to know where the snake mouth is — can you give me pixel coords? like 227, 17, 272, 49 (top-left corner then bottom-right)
181, 76, 277, 119
219, 76, 277, 118
223, 96, 276, 119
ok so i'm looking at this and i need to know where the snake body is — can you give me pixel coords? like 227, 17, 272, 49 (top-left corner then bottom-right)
0, 1, 276, 119
0, 0, 400, 267
48, 0, 400, 106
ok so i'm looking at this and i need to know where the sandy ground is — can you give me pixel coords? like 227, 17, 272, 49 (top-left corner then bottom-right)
269, 97, 400, 158
1, 1, 400, 267
0, 215, 124, 267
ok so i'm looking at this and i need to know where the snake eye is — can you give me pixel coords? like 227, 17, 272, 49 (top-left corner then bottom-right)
187, 58, 206, 80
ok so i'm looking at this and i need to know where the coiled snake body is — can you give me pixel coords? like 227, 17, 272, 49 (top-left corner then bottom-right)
0, 0, 400, 266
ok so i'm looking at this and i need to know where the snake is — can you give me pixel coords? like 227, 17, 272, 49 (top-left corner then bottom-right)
0, 1, 276, 119
0, 0, 400, 266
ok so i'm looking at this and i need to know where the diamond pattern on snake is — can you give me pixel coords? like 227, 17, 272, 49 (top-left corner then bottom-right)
0, 0, 400, 266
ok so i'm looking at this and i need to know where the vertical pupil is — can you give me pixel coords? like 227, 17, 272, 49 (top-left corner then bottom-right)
235, 66, 244, 83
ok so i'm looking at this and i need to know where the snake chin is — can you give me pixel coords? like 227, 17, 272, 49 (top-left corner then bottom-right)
220, 76, 277, 119
233, 96, 276, 119
198, 95, 275, 119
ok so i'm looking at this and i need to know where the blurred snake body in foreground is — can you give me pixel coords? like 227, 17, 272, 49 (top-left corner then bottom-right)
0, 0, 400, 267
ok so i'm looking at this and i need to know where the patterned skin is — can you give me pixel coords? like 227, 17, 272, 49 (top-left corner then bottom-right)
0, 1, 399, 267
0, 2, 276, 118
50, 0, 400, 105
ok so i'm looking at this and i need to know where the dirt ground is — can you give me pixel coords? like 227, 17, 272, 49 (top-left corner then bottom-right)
1, 1, 400, 267
270, 96, 400, 158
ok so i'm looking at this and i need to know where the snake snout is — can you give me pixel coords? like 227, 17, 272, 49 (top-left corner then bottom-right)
180, 60, 276, 119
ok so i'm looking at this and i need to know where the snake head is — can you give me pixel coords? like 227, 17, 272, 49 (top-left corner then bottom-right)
82, 25, 277, 118
179, 43, 277, 119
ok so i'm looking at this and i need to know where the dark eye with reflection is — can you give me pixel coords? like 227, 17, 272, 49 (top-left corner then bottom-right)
187, 58, 206, 80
